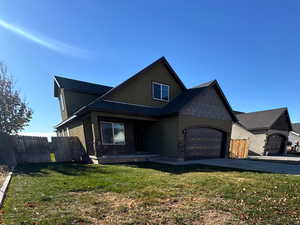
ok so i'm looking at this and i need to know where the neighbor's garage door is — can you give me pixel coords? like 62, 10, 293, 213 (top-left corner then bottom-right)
184, 127, 225, 159
265, 134, 286, 155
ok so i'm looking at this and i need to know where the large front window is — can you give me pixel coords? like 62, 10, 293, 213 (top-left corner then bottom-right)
152, 82, 170, 101
100, 121, 125, 145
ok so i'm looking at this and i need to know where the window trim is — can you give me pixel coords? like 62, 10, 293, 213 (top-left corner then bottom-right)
152, 82, 170, 102
100, 121, 126, 145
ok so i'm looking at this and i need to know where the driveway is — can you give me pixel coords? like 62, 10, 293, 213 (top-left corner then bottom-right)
151, 158, 300, 175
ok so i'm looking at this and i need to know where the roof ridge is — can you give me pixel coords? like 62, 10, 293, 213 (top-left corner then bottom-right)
191, 79, 216, 89
240, 107, 287, 115
54, 75, 112, 88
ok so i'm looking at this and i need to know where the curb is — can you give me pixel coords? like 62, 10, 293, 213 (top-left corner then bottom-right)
0, 167, 14, 208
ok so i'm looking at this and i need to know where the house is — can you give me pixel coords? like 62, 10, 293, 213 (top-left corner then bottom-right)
289, 123, 300, 150
232, 108, 292, 156
54, 57, 237, 163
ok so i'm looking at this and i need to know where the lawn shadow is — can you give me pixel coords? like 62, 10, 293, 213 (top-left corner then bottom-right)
115, 162, 260, 175
14, 162, 111, 177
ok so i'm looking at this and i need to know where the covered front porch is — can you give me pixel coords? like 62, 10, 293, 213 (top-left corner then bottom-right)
85, 111, 160, 164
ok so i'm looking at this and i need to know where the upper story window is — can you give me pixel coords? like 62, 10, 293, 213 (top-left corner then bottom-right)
152, 82, 170, 102
60, 93, 65, 111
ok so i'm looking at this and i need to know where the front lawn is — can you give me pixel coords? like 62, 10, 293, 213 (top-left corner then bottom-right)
1, 162, 300, 225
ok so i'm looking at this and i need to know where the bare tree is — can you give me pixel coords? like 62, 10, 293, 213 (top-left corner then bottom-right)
0, 62, 32, 134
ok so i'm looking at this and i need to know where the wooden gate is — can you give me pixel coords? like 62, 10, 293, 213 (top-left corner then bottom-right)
229, 139, 249, 158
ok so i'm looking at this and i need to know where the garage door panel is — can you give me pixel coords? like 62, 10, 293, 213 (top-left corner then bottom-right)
266, 134, 285, 155
184, 127, 225, 159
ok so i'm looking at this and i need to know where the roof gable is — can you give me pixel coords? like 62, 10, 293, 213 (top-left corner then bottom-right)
161, 80, 237, 121
54, 76, 112, 97
101, 57, 186, 107
236, 108, 292, 131
102, 57, 186, 98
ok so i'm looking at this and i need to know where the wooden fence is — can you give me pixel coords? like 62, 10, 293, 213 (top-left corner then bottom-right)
229, 139, 249, 159
0, 133, 87, 166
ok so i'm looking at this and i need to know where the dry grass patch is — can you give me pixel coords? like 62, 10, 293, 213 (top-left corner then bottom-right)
69, 191, 236, 225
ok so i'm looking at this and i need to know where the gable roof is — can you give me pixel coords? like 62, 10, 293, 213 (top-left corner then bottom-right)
160, 80, 237, 120
236, 108, 292, 131
292, 123, 300, 134
55, 79, 237, 128
54, 76, 112, 97
101, 57, 187, 99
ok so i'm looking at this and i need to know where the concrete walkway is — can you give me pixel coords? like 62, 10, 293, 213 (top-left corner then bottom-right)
150, 159, 300, 175
248, 156, 300, 162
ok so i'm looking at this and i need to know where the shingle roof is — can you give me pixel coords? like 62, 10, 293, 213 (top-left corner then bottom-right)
292, 123, 300, 134
54, 76, 112, 97
160, 87, 206, 116
82, 100, 161, 117
192, 80, 216, 89
236, 108, 287, 130
65, 80, 236, 124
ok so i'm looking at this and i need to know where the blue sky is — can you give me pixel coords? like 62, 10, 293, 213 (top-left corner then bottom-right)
0, 1, 300, 133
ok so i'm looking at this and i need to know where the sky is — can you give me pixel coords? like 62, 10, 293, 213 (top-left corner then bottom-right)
0, 0, 300, 133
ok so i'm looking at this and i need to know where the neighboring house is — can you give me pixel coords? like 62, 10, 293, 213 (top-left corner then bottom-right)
54, 57, 237, 162
232, 108, 292, 156
289, 123, 300, 147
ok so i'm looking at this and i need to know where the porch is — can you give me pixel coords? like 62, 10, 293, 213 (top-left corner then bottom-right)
84, 112, 161, 163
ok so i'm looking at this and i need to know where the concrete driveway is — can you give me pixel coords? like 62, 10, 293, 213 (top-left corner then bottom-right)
151, 158, 300, 175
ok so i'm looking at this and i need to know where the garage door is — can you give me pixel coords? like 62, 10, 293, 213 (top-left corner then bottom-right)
184, 127, 225, 159
265, 134, 286, 155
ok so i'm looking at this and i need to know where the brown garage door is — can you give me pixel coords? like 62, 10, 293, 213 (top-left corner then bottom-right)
265, 134, 286, 155
184, 127, 225, 160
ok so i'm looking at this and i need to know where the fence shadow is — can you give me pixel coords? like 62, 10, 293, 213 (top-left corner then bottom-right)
14, 162, 111, 177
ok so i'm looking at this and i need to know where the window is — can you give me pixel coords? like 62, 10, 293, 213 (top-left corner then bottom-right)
100, 122, 125, 145
60, 93, 65, 111
152, 82, 169, 101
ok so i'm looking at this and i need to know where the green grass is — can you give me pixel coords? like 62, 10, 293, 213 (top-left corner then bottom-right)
1, 162, 300, 225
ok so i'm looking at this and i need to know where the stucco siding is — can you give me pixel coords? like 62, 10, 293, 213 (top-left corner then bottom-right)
248, 133, 267, 155
104, 61, 184, 107
231, 123, 253, 140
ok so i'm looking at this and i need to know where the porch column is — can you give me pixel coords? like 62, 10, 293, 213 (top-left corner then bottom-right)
91, 112, 101, 157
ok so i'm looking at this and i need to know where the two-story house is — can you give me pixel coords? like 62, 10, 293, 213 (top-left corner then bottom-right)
54, 57, 237, 163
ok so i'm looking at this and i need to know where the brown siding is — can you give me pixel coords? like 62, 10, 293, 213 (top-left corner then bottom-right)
144, 116, 179, 160
104, 61, 184, 107
68, 120, 87, 152
63, 90, 99, 118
